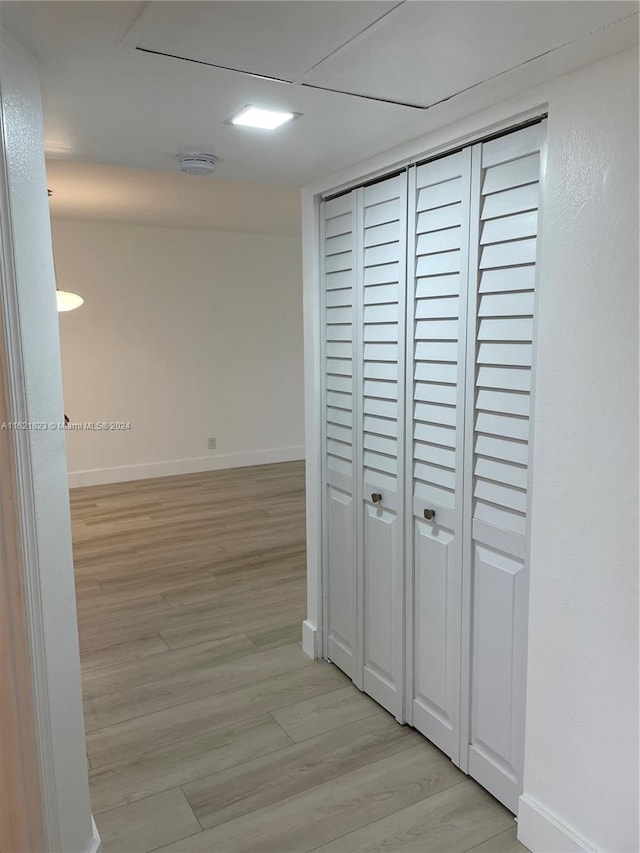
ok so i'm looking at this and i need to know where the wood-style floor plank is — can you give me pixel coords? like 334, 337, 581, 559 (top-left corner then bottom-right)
247, 620, 302, 650
312, 782, 516, 853
182, 712, 422, 831
82, 633, 257, 700
81, 633, 169, 672
77, 592, 172, 625
270, 684, 382, 742
158, 746, 463, 852
94, 789, 200, 853
89, 714, 292, 814
83, 642, 313, 732
158, 602, 305, 650
70, 461, 525, 853
465, 827, 528, 853
86, 663, 347, 769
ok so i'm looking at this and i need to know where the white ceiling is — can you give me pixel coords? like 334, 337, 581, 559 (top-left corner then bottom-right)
127, 1, 401, 83
299, 1, 639, 105
45, 158, 301, 234
3, 1, 639, 188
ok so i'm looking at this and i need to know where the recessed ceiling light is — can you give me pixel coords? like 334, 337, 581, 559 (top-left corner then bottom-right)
227, 105, 300, 130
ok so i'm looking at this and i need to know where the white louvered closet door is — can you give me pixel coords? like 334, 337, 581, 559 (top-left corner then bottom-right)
319, 119, 544, 817
462, 122, 544, 812
406, 150, 472, 762
321, 192, 359, 684
359, 174, 407, 720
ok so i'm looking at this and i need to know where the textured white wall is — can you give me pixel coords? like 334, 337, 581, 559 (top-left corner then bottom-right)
0, 30, 95, 853
521, 48, 638, 853
52, 220, 304, 486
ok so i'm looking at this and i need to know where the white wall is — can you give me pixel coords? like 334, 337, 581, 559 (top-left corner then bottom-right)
303, 47, 638, 853
520, 48, 638, 853
0, 30, 96, 853
52, 219, 304, 486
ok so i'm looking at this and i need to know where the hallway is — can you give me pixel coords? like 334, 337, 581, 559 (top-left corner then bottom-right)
71, 461, 522, 852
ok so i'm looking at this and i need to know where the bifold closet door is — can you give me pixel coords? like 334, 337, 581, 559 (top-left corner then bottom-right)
462, 122, 544, 812
406, 149, 472, 761
321, 192, 359, 684
321, 175, 408, 711
320, 121, 543, 816
359, 174, 407, 719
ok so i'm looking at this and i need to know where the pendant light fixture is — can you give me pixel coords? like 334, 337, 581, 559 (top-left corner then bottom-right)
48, 190, 84, 312
56, 289, 84, 312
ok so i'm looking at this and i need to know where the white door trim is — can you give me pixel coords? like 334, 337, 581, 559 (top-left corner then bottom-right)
301, 186, 323, 658
0, 28, 98, 853
0, 55, 60, 852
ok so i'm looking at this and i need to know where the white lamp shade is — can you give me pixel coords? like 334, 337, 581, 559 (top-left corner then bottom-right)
56, 290, 84, 312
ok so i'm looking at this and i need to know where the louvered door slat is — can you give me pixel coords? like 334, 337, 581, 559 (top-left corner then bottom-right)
364, 282, 399, 305
360, 174, 407, 720
326, 233, 353, 256
322, 193, 358, 682
326, 342, 351, 359
462, 121, 543, 814
480, 266, 535, 293
408, 148, 472, 762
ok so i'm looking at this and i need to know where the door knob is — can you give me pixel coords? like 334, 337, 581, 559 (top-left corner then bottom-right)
371, 493, 382, 503
424, 508, 436, 520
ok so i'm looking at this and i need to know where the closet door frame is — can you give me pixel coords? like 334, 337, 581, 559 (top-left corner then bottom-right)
354, 187, 366, 691
403, 167, 416, 727
459, 143, 482, 776
320, 200, 330, 663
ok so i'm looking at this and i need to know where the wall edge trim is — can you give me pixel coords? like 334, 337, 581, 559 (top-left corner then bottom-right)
68, 446, 305, 488
301, 620, 318, 660
87, 816, 101, 853
518, 794, 597, 853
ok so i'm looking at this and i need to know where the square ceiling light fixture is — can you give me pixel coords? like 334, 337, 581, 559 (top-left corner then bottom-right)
227, 105, 300, 130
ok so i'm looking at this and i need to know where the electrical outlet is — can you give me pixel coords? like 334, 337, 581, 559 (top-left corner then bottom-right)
207, 437, 217, 450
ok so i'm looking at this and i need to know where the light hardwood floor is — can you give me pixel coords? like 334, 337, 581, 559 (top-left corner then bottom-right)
70, 460, 526, 853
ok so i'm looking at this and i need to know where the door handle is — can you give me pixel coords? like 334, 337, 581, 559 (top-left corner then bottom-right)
371, 493, 382, 503
424, 508, 436, 520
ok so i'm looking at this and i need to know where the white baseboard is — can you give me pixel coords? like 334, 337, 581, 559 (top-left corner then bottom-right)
68, 446, 305, 488
518, 795, 596, 853
87, 816, 101, 853
302, 620, 319, 659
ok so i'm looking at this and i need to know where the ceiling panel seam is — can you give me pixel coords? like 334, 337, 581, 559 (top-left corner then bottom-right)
133, 8, 638, 114
134, 45, 425, 107
291, 0, 406, 83
420, 9, 640, 111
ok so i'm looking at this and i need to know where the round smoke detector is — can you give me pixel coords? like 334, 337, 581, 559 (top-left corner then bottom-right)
176, 153, 218, 176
